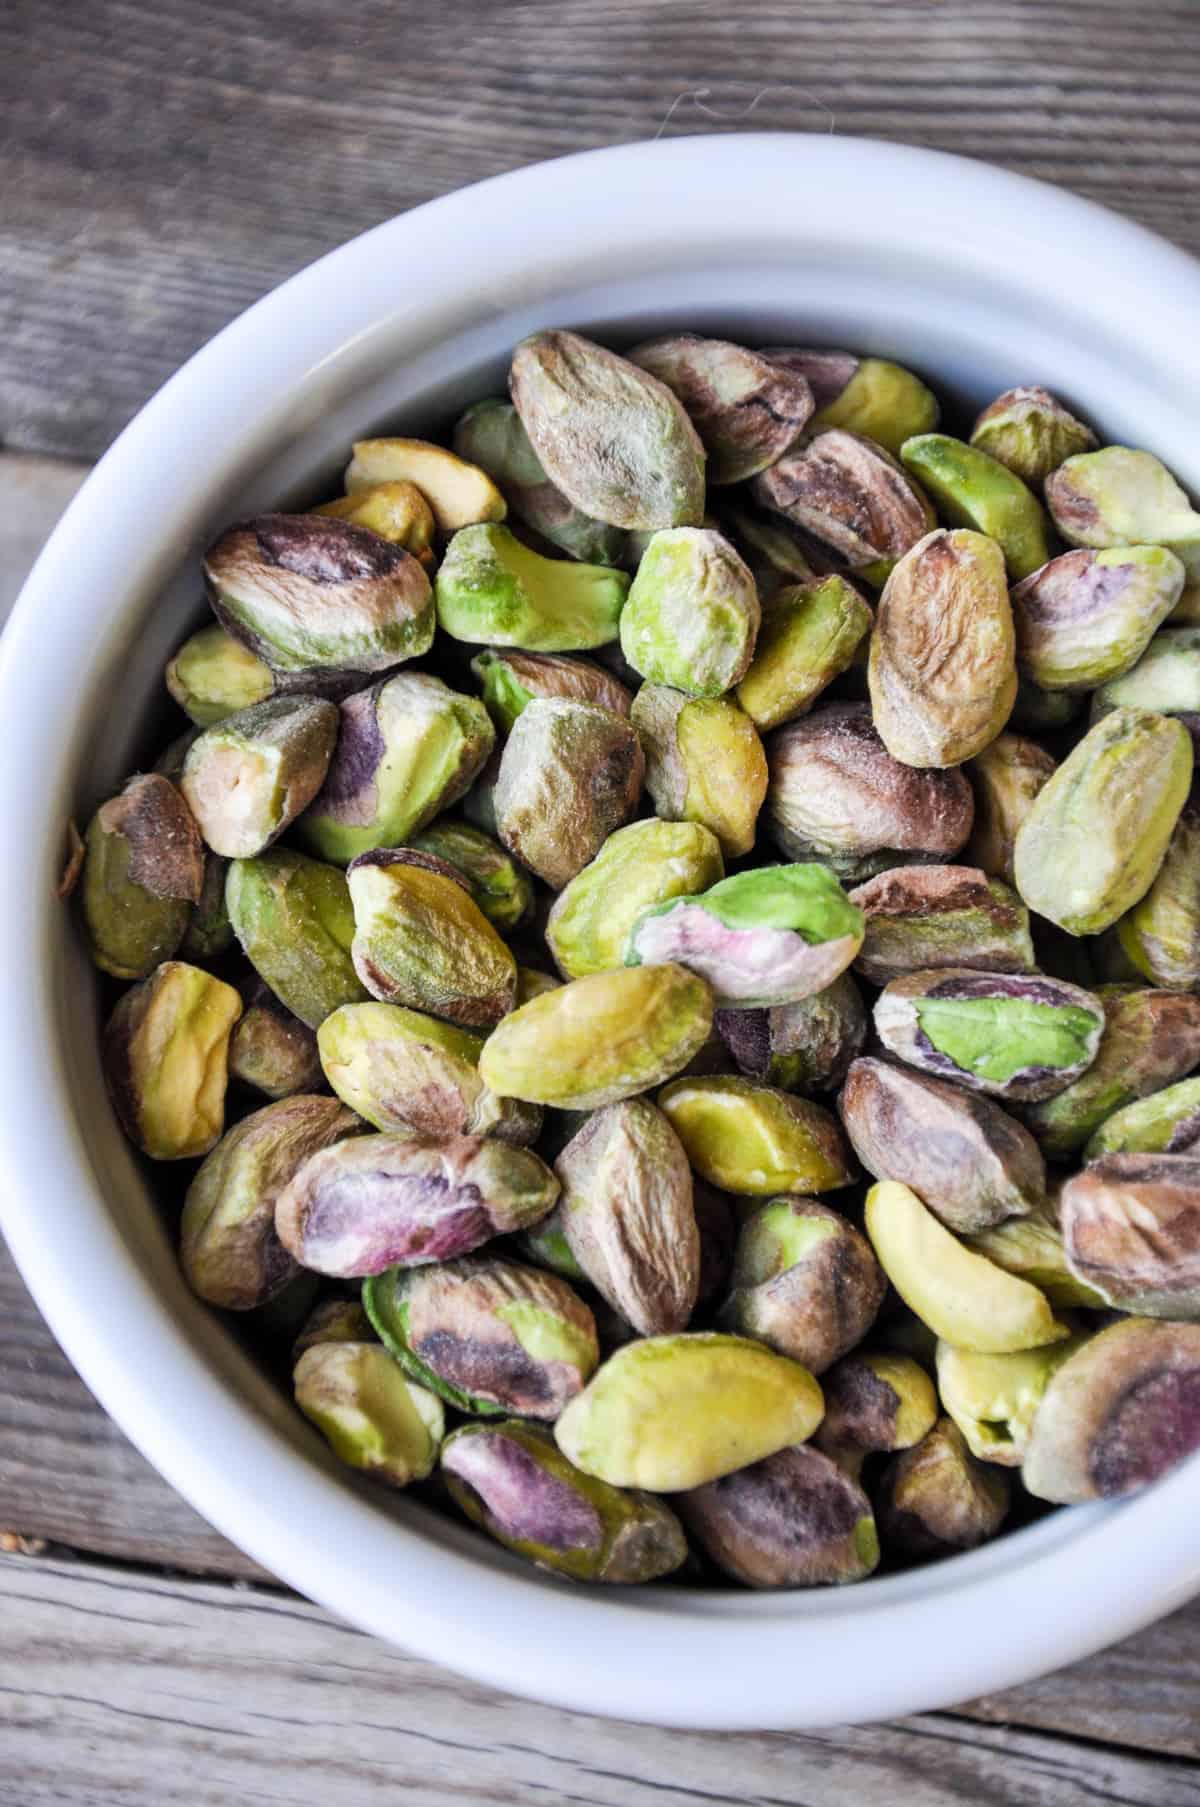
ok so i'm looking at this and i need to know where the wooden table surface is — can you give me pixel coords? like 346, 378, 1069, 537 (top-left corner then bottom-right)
4, 1, 1200, 1796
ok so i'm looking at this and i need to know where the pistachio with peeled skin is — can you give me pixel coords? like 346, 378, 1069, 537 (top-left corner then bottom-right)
1011, 546, 1184, 692
442, 1419, 687, 1582
750, 429, 935, 581
509, 329, 707, 531
546, 817, 724, 981
407, 819, 534, 934
472, 647, 633, 733
491, 698, 644, 890
627, 864, 864, 1009
869, 528, 1016, 767
1045, 446, 1200, 583
1060, 1155, 1200, 1317
294, 1342, 443, 1486
715, 972, 867, 1094
1090, 627, 1200, 740
292, 1296, 376, 1361
966, 733, 1056, 884
346, 848, 516, 1029
900, 434, 1051, 580
226, 847, 368, 1029
964, 1197, 1107, 1309
554, 1331, 824, 1491
181, 1095, 363, 1309
676, 1443, 878, 1587
969, 386, 1097, 486
878, 1417, 1010, 1559
181, 695, 338, 859
103, 961, 243, 1160
452, 399, 627, 565
180, 853, 234, 962
813, 1350, 938, 1477
276, 1131, 559, 1277
165, 624, 275, 726
936, 1337, 1086, 1467
1022, 1317, 1200, 1503
228, 980, 322, 1099
479, 964, 714, 1110
363, 1254, 598, 1419
554, 1098, 700, 1336
344, 437, 506, 532
761, 349, 940, 455
82, 773, 205, 979
619, 527, 759, 698
658, 1076, 855, 1197
631, 685, 768, 859
849, 865, 1034, 986
721, 1198, 885, 1374
204, 513, 434, 675
839, 1056, 1045, 1233
1115, 798, 1200, 990
735, 576, 872, 731
1084, 1076, 1200, 1159
314, 480, 436, 561
627, 333, 814, 484
435, 524, 629, 652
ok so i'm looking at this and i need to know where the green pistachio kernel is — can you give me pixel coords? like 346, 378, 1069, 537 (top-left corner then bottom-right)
294, 1342, 443, 1486
1011, 546, 1184, 692
226, 848, 368, 1029
1084, 1076, 1200, 1159
408, 819, 534, 934
436, 523, 629, 651
165, 624, 275, 726
1090, 627, 1200, 732
762, 349, 940, 455
735, 576, 872, 731
471, 647, 632, 733
1045, 446, 1200, 583
969, 385, 1097, 486
546, 818, 724, 980
619, 527, 760, 698
658, 1075, 855, 1195
1115, 800, 1200, 990
632, 685, 768, 859
900, 433, 1051, 579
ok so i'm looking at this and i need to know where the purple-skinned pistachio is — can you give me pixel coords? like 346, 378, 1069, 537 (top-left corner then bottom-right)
627, 333, 814, 484
721, 1198, 886, 1375
1012, 547, 1185, 692
1060, 1155, 1200, 1318
675, 1443, 879, 1587
750, 430, 935, 582
761, 349, 940, 455
1044, 447, 1200, 585
492, 698, 645, 890
850, 864, 1034, 986
969, 385, 1097, 486
81, 773, 205, 980
715, 972, 868, 1093
181, 694, 339, 859
878, 1417, 1010, 1560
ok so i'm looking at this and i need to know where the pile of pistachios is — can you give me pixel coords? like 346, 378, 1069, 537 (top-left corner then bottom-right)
75, 329, 1200, 1590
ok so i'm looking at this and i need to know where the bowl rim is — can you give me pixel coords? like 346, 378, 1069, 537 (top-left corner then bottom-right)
4, 131, 1200, 1730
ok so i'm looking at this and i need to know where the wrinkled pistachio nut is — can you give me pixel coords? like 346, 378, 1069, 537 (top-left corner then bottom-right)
509, 329, 707, 530
814, 1351, 938, 1477
166, 624, 275, 726
839, 1056, 1044, 1233
1090, 626, 1200, 739
180, 853, 234, 963
658, 1075, 855, 1196
492, 698, 644, 890
1022, 1317, 1200, 1503
294, 1342, 443, 1486
228, 981, 323, 1101
452, 399, 628, 565
204, 513, 434, 675
298, 672, 495, 866
870, 528, 1016, 767
103, 961, 243, 1160
436, 523, 629, 651
864, 1180, 1067, 1353
1011, 546, 1184, 692
555, 1331, 824, 1491
676, 1442, 878, 1587
364, 1255, 598, 1418
970, 385, 1097, 486
344, 436, 507, 532
900, 434, 1050, 579
1045, 446, 1200, 583
722, 1198, 885, 1374
715, 972, 867, 1093
314, 480, 436, 560
964, 1198, 1108, 1309
1008, 675, 1081, 734
181, 695, 338, 859
554, 1099, 699, 1336
751, 429, 935, 581
346, 850, 516, 1029
966, 733, 1056, 884
735, 576, 872, 731
627, 863, 864, 1009
619, 528, 760, 698
718, 501, 815, 600
765, 703, 974, 874
277, 1131, 559, 1277
879, 1417, 1010, 1559
1084, 1076, 1200, 1159
82, 773, 205, 979
406, 819, 533, 934
479, 964, 714, 1110
292, 1296, 376, 1361
873, 969, 1105, 1103
442, 1419, 686, 1582
1060, 1155, 1200, 1318
936, 1337, 1085, 1467
1023, 987, 1200, 1158
472, 647, 632, 734
1014, 708, 1193, 936
1115, 799, 1200, 990
849, 865, 1034, 986
762, 349, 940, 455
547, 817, 724, 981
631, 685, 767, 859
628, 333, 813, 485
181, 1095, 363, 1309
226, 848, 368, 1028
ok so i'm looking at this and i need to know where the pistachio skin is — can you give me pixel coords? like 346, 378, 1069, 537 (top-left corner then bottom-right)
165, 624, 275, 726
1060, 1155, 1200, 1317
1090, 626, 1200, 739
294, 1342, 444, 1486
82, 773, 205, 980
761, 349, 940, 455
1084, 1076, 1200, 1159
627, 333, 814, 485
849, 865, 1034, 986
103, 961, 243, 1161
619, 528, 760, 698
879, 1417, 1010, 1560
966, 733, 1056, 884
452, 399, 628, 565
1010, 546, 1184, 692
1115, 799, 1200, 990
226, 848, 368, 1030
899, 434, 1051, 580
814, 1351, 938, 1476
631, 685, 768, 859
715, 972, 867, 1093
442, 1420, 687, 1582
936, 1337, 1086, 1467
676, 1443, 879, 1587
435, 523, 629, 651
472, 647, 633, 733
180, 695, 339, 859
750, 429, 935, 580
735, 576, 872, 731
658, 1076, 855, 1197
344, 436, 507, 532
1045, 447, 1200, 583
492, 698, 645, 891
722, 1198, 886, 1375
545, 818, 724, 981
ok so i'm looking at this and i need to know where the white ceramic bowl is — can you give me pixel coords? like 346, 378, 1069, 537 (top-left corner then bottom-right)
4, 134, 1200, 1730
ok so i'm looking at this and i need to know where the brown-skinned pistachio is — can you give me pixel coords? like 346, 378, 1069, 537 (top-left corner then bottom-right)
735, 575, 873, 731
813, 1351, 938, 1477
406, 819, 533, 935
180, 695, 338, 859
1022, 1318, 1200, 1503
969, 385, 1097, 486
675, 1443, 878, 1587
492, 698, 644, 890
1060, 1155, 1200, 1318
294, 1341, 444, 1486
715, 972, 868, 1094
435, 524, 630, 651
275, 1131, 559, 1277
966, 733, 1056, 884
346, 848, 517, 1029
1045, 447, 1200, 584
225, 847, 368, 1030
452, 399, 628, 565
721, 1198, 886, 1374
292, 1296, 376, 1361
839, 1057, 1045, 1233
1090, 627, 1200, 741
472, 647, 633, 734
1084, 1077, 1200, 1159
878, 1417, 1010, 1559
344, 437, 505, 531
82, 773, 205, 979
442, 1419, 687, 1582
761, 349, 940, 455
869, 528, 1017, 767
899, 434, 1050, 580
936, 1336, 1087, 1467
1010, 547, 1184, 691
180, 854, 234, 962
228, 980, 323, 1099
363, 1255, 598, 1420
103, 961, 243, 1160
1114, 797, 1200, 990
554, 1099, 700, 1336
849, 865, 1034, 986
658, 1076, 855, 1197
750, 429, 935, 582
204, 513, 434, 675
631, 685, 768, 858
619, 527, 760, 698
627, 333, 814, 484
181, 1096, 363, 1310
509, 329, 707, 530
314, 479, 436, 562
545, 818, 724, 981
165, 624, 276, 726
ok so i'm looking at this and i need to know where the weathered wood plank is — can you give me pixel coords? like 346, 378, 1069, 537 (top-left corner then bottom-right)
2, 1548, 1199, 1806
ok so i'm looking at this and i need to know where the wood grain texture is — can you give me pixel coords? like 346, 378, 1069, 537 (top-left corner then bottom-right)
0, 455, 88, 620
3, 0, 1200, 462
